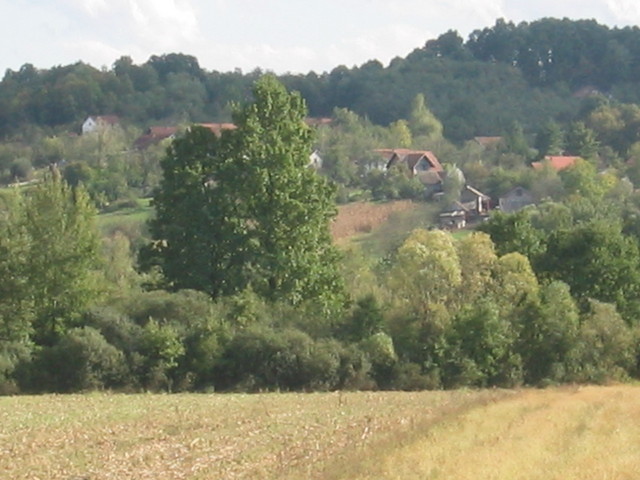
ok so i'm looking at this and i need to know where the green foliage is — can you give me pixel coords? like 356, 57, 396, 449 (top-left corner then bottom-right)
565, 121, 599, 159
0, 341, 32, 394
339, 294, 385, 342
534, 121, 564, 158
22, 178, 104, 344
22, 327, 127, 393
479, 209, 545, 259
359, 332, 397, 387
0, 178, 103, 346
520, 281, 580, 385
444, 301, 522, 388
147, 76, 345, 310
571, 300, 637, 383
537, 220, 640, 320
218, 325, 345, 391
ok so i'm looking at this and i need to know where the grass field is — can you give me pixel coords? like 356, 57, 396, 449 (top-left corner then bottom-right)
2, 386, 639, 479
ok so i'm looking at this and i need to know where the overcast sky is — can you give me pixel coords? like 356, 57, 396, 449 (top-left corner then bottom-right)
1, 0, 640, 75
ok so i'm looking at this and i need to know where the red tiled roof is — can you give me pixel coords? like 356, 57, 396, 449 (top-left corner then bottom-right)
148, 126, 178, 137
531, 155, 581, 171
134, 126, 179, 150
95, 115, 119, 125
197, 123, 236, 136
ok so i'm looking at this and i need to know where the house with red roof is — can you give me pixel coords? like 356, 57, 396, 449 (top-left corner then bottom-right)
134, 126, 179, 150
531, 155, 581, 172
197, 123, 237, 136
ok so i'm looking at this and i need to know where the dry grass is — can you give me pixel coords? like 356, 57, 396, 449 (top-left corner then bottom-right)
2, 386, 639, 479
0, 389, 506, 480
348, 385, 640, 480
331, 200, 415, 242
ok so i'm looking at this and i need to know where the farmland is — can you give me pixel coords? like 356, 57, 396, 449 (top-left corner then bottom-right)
2, 386, 639, 479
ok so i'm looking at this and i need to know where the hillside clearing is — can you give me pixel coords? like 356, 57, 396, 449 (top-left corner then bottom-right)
331, 200, 416, 242
1, 386, 639, 479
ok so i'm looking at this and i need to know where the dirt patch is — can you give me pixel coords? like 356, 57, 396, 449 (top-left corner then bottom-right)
331, 200, 415, 242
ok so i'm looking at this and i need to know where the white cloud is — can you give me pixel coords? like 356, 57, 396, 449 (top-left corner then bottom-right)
2, 0, 639, 75
606, 0, 640, 23
126, 0, 200, 48
62, 39, 126, 68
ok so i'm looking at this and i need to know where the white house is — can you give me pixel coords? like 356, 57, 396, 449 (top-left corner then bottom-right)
82, 115, 119, 135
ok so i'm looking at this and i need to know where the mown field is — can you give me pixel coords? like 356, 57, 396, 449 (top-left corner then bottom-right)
2, 386, 639, 479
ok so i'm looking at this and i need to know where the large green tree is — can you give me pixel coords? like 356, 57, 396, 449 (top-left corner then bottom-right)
22, 177, 104, 345
0, 177, 103, 345
147, 76, 344, 307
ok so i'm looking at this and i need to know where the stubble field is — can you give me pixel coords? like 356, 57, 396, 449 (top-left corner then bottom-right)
2, 386, 640, 479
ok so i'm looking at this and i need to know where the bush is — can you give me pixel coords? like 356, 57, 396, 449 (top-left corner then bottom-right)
0, 341, 32, 395
21, 327, 127, 393
218, 326, 374, 391
569, 300, 637, 383
359, 332, 397, 388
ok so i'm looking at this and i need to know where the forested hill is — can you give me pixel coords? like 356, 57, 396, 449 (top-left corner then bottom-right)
2, 17, 640, 142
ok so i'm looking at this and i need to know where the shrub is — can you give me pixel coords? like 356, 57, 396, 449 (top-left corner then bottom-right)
359, 332, 397, 388
569, 300, 637, 383
0, 341, 32, 395
21, 327, 127, 393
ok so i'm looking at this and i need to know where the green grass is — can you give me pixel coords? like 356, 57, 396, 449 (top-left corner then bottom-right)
96, 197, 153, 239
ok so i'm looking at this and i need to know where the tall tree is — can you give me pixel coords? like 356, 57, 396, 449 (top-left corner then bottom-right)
147, 76, 344, 308
22, 177, 104, 345
0, 177, 103, 345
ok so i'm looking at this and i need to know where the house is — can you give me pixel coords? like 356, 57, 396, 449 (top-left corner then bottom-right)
197, 123, 237, 136
531, 155, 580, 172
308, 150, 323, 169
133, 126, 179, 150
380, 148, 444, 175
499, 186, 535, 213
82, 115, 119, 135
438, 185, 491, 229
460, 185, 491, 216
439, 204, 467, 229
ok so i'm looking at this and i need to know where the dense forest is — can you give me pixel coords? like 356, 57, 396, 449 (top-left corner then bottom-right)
3, 18, 640, 394
3, 17, 640, 141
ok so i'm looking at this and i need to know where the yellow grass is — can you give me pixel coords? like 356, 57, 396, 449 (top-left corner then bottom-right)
1, 386, 639, 479
350, 385, 640, 480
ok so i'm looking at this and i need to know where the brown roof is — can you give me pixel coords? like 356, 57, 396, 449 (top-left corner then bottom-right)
94, 115, 119, 125
531, 155, 580, 172
148, 126, 178, 137
197, 123, 237, 136
134, 126, 179, 150
375, 149, 444, 173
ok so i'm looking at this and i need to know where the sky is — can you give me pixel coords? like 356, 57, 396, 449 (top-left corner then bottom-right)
1, 0, 640, 75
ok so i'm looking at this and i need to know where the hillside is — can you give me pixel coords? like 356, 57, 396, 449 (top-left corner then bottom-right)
3, 18, 640, 142
2, 386, 638, 479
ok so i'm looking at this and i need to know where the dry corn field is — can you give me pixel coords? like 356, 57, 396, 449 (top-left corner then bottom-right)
1, 386, 639, 480
330, 200, 415, 242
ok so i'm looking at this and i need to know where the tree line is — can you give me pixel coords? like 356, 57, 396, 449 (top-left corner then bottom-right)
2, 77, 640, 394
4, 18, 640, 143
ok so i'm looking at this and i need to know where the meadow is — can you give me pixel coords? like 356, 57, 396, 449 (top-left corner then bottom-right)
2, 386, 639, 479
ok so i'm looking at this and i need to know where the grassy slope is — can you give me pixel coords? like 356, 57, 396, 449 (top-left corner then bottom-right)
2, 386, 640, 479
